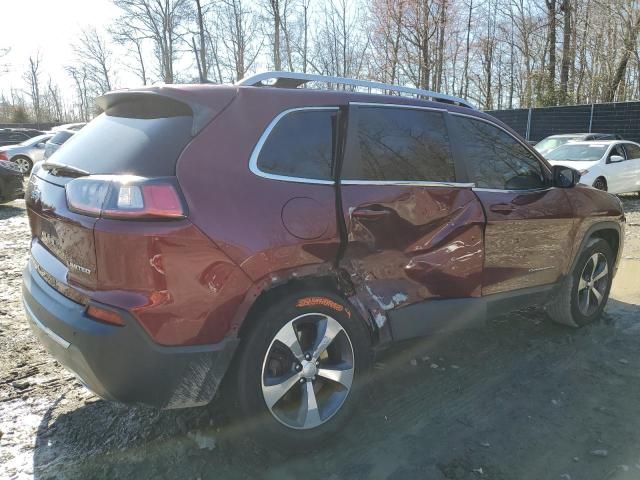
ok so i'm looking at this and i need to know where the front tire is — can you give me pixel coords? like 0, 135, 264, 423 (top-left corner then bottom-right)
233, 290, 372, 449
593, 177, 607, 191
546, 238, 614, 327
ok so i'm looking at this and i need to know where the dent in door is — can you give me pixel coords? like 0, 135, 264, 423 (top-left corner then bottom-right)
340, 187, 485, 330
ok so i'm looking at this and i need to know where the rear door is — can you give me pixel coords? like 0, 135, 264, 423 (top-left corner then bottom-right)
338, 103, 485, 338
448, 113, 575, 295
622, 142, 640, 193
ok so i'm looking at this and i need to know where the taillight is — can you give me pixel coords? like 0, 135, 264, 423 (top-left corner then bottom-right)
0, 152, 7, 161
66, 176, 186, 219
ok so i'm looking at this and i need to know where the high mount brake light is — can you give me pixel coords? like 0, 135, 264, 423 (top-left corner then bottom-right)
65, 176, 186, 220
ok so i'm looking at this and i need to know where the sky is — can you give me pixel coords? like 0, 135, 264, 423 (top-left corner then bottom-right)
0, 0, 133, 98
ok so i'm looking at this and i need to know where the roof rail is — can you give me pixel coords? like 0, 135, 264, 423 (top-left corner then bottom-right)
236, 71, 475, 109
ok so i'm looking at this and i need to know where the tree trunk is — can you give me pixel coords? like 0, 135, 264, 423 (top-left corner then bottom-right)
559, 0, 572, 104
545, 0, 557, 104
195, 0, 208, 81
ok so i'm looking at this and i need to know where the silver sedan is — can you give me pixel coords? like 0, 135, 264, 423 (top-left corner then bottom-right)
0, 134, 53, 174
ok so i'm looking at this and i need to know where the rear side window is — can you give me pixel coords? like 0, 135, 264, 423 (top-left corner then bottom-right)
50, 131, 73, 145
47, 98, 193, 176
450, 115, 547, 190
256, 109, 336, 181
343, 107, 455, 182
624, 143, 640, 159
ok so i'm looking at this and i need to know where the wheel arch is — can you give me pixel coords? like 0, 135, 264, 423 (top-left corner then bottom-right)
234, 270, 379, 345
570, 222, 622, 274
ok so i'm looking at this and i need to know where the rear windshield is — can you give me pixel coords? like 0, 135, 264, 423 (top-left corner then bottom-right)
48, 98, 193, 176
546, 144, 608, 162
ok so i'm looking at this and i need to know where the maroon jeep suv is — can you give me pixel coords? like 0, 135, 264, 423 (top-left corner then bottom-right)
22, 72, 624, 446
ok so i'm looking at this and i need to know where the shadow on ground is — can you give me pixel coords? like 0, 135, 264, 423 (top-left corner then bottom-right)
32, 298, 640, 480
0, 202, 25, 220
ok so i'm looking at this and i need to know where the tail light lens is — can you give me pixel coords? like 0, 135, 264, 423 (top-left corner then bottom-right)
0, 152, 7, 161
66, 176, 186, 220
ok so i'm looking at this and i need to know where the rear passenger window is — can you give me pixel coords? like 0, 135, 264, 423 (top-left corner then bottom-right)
257, 109, 335, 180
450, 115, 547, 190
343, 107, 455, 182
624, 144, 640, 159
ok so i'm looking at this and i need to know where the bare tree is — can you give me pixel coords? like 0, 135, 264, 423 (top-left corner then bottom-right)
112, 24, 149, 85
74, 28, 114, 94
558, 0, 572, 103
194, 0, 208, 81
215, 0, 262, 80
23, 54, 42, 123
114, 0, 192, 83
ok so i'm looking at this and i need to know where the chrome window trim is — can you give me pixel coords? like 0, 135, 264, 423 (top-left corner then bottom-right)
249, 106, 339, 185
472, 187, 553, 194
342, 180, 475, 188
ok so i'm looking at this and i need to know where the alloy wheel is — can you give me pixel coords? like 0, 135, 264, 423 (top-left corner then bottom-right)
14, 157, 31, 175
261, 313, 355, 430
577, 252, 609, 316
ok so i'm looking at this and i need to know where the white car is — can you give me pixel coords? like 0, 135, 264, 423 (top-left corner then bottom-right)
545, 140, 640, 194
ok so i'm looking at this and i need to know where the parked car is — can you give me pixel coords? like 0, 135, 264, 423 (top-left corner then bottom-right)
0, 133, 53, 175
21, 72, 625, 448
535, 133, 622, 156
546, 140, 640, 194
0, 159, 25, 204
43, 129, 75, 160
0, 128, 45, 147
51, 122, 86, 132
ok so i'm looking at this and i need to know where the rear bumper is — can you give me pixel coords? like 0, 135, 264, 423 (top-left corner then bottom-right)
22, 260, 239, 409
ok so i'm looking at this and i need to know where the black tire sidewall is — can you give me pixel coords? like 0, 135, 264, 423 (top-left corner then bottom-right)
569, 239, 614, 326
234, 290, 372, 448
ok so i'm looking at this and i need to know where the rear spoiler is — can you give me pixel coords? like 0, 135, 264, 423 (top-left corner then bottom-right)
96, 89, 218, 137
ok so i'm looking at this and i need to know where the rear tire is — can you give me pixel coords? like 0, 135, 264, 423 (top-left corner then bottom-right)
546, 238, 614, 327
232, 290, 372, 450
12, 156, 33, 175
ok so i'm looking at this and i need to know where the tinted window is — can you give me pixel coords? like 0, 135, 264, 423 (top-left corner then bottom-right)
624, 144, 640, 159
450, 115, 547, 190
48, 110, 192, 176
7, 132, 28, 142
257, 110, 335, 180
344, 107, 454, 182
50, 131, 74, 145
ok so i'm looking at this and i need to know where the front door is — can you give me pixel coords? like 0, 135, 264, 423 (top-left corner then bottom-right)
337, 103, 485, 336
604, 143, 628, 194
447, 113, 576, 295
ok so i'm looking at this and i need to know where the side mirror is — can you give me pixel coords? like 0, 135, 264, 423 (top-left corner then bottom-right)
36, 142, 45, 148
609, 155, 624, 163
552, 165, 580, 188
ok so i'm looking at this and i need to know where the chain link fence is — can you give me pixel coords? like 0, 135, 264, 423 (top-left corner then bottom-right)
486, 101, 640, 143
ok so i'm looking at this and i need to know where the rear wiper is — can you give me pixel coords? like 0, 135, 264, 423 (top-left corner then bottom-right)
41, 162, 90, 178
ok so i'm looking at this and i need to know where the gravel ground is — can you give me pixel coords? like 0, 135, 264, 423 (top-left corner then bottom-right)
1, 195, 639, 480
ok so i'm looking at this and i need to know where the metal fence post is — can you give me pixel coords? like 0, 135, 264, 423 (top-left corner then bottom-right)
525, 108, 532, 141
588, 104, 594, 133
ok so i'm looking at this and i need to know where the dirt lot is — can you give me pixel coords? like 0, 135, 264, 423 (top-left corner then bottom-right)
1, 196, 639, 480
